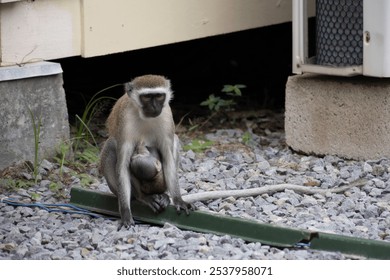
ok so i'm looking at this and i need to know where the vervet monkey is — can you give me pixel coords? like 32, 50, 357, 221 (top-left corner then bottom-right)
100, 75, 192, 229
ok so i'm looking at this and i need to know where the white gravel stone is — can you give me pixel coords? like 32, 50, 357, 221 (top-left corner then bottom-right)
1, 113, 387, 260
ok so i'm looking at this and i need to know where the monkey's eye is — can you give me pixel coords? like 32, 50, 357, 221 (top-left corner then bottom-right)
140, 93, 165, 104
154, 94, 165, 101
140, 95, 152, 102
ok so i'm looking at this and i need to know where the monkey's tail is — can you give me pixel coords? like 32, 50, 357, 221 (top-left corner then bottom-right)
182, 179, 367, 204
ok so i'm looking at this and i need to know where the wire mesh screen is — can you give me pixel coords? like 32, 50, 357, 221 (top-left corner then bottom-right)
316, 0, 363, 66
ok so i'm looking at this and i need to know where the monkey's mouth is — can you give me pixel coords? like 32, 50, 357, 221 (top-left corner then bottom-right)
143, 111, 161, 118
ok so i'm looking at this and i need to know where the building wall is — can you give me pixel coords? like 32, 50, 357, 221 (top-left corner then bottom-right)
0, 0, 81, 66
0, 0, 315, 65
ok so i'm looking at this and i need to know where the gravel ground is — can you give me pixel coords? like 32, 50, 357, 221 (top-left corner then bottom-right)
1, 111, 390, 260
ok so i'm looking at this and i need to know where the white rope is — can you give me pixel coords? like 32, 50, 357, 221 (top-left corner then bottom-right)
183, 179, 367, 204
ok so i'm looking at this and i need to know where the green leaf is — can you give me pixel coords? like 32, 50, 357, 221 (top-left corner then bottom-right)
222, 85, 235, 93
183, 139, 214, 153
242, 131, 252, 145
223, 84, 246, 97
30, 193, 41, 201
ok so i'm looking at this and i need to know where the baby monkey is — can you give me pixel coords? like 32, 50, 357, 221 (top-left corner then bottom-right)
130, 140, 166, 198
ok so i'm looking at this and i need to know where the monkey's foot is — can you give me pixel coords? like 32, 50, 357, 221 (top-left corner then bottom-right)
117, 209, 135, 230
140, 193, 170, 213
173, 198, 195, 215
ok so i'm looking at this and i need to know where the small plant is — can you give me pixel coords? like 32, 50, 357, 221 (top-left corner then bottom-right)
47, 181, 66, 199
200, 94, 236, 112
201, 84, 246, 112
56, 85, 117, 173
221, 84, 246, 96
49, 181, 61, 192
28, 107, 42, 184
74, 84, 118, 151
195, 84, 246, 130
0, 178, 34, 190
30, 193, 41, 201
54, 139, 100, 174
54, 140, 73, 177
75, 173, 96, 187
75, 116, 97, 146
242, 131, 252, 145
183, 139, 214, 153
75, 144, 100, 164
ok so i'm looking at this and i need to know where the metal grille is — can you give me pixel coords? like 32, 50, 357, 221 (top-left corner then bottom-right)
316, 0, 363, 66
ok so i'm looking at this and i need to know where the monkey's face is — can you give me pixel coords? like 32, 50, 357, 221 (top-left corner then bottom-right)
139, 93, 166, 118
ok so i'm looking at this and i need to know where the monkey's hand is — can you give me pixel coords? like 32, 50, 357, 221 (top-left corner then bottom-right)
173, 198, 195, 215
138, 193, 170, 213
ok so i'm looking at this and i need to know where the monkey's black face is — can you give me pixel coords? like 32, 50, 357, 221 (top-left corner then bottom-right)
139, 93, 166, 118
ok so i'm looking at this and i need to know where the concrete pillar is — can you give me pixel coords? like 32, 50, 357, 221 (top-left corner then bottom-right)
285, 73, 390, 160
0, 61, 70, 170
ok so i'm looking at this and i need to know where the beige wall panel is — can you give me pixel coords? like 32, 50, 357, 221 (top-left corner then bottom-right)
0, 0, 315, 61
0, 0, 81, 65
81, 0, 294, 57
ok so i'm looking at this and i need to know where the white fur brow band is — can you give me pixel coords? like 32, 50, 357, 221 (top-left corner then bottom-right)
137, 87, 170, 94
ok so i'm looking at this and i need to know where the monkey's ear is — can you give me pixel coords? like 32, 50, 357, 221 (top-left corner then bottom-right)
165, 78, 171, 90
124, 82, 133, 95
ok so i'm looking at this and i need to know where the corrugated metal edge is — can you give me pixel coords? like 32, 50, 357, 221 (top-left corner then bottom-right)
310, 232, 390, 260
69, 187, 311, 248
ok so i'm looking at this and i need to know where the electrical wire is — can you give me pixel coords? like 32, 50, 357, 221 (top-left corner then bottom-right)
0, 197, 114, 219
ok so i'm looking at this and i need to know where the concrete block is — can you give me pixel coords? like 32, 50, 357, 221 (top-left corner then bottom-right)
285, 73, 390, 160
0, 62, 70, 170
0, 61, 63, 82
